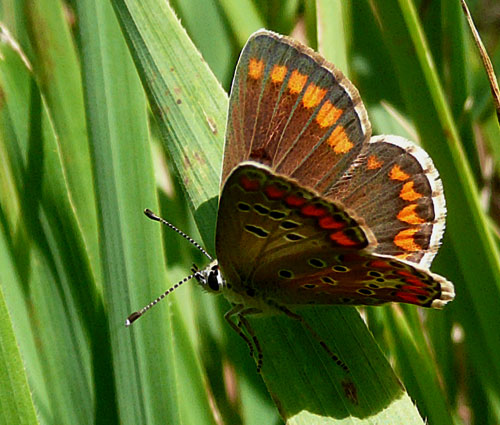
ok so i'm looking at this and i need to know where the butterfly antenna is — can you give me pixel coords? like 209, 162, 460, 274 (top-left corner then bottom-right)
144, 208, 213, 261
125, 272, 201, 326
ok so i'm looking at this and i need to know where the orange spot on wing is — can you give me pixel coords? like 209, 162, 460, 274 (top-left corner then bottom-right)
401, 285, 428, 296
395, 292, 420, 304
407, 277, 428, 287
394, 228, 421, 252
330, 231, 359, 247
367, 155, 383, 170
240, 176, 260, 191
248, 58, 264, 79
389, 164, 410, 181
264, 185, 287, 200
286, 194, 307, 207
327, 126, 353, 154
271, 65, 287, 83
397, 204, 425, 225
316, 100, 343, 128
370, 260, 392, 269
318, 216, 345, 229
301, 204, 328, 217
288, 70, 308, 94
302, 84, 327, 108
400, 181, 422, 201
397, 270, 428, 287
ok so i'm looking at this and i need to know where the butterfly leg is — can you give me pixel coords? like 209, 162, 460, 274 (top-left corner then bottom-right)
224, 304, 262, 373
224, 304, 264, 373
237, 313, 263, 373
224, 305, 254, 357
268, 301, 350, 373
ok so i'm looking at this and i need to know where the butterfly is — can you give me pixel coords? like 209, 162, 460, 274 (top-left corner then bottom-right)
127, 29, 455, 373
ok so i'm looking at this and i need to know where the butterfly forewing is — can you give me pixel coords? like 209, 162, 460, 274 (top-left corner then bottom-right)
224, 31, 447, 272
224, 30, 371, 192
217, 30, 454, 312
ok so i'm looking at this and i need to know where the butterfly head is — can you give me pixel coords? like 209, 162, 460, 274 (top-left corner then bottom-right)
193, 261, 226, 293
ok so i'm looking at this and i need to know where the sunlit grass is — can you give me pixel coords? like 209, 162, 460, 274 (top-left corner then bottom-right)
0, 0, 499, 424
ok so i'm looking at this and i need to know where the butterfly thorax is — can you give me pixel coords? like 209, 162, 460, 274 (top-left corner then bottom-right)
194, 261, 279, 314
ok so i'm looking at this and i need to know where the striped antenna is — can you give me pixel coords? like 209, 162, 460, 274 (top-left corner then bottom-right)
126, 272, 200, 326
125, 209, 210, 326
144, 209, 213, 261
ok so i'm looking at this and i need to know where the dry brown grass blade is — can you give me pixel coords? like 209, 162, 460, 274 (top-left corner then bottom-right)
461, 0, 500, 124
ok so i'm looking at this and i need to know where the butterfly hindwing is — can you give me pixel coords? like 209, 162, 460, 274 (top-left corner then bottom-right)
326, 135, 446, 267
251, 250, 454, 308
224, 30, 371, 193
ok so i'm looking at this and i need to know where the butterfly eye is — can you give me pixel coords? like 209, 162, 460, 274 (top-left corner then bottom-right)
208, 269, 221, 291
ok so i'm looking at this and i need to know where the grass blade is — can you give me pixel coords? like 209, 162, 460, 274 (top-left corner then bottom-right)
371, 0, 500, 397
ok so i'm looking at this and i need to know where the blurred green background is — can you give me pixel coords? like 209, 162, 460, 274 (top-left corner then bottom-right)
1, 0, 500, 424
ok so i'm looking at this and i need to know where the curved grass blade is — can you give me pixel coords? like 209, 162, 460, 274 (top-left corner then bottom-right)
0, 23, 107, 425
371, 0, 500, 402
26, 0, 100, 278
75, 0, 218, 423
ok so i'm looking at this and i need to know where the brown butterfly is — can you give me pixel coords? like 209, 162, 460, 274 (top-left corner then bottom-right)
127, 30, 454, 373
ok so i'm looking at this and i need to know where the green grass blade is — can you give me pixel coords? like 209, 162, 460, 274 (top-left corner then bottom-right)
0, 24, 103, 425
75, 0, 212, 423
383, 308, 454, 424
371, 0, 500, 396
0, 261, 38, 425
441, 0, 479, 180
111, 0, 225, 252
26, 0, 100, 278
170, 0, 235, 86
217, 0, 264, 46
316, 0, 349, 75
